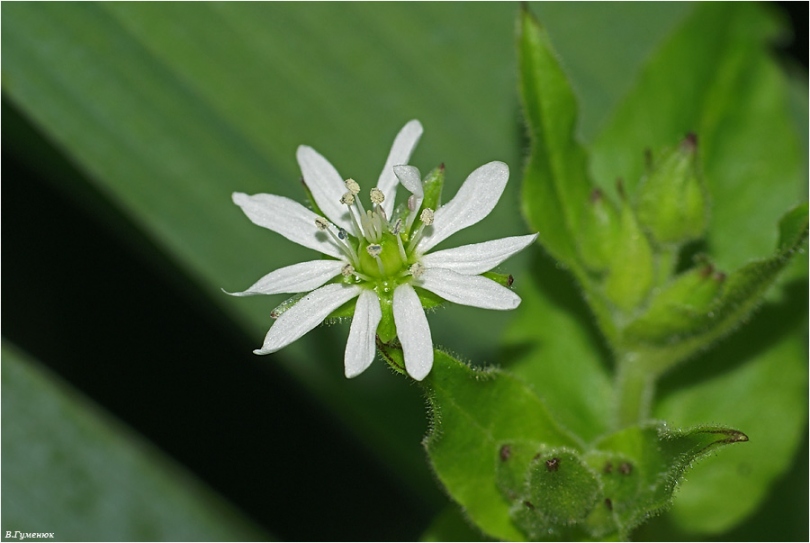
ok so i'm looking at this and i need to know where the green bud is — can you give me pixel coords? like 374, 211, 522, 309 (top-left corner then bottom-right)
578, 188, 622, 272
420, 164, 445, 213
636, 134, 708, 245
604, 204, 654, 312
624, 261, 725, 343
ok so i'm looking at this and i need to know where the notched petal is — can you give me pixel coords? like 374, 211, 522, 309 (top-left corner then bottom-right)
345, 290, 383, 378
417, 161, 510, 252
393, 283, 433, 380
422, 234, 538, 275
254, 283, 362, 354
377, 120, 424, 217
417, 268, 521, 310
232, 192, 344, 258
224, 259, 345, 296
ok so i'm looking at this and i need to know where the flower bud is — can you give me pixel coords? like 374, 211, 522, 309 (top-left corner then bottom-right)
636, 134, 708, 246
624, 261, 725, 343
604, 204, 654, 311
578, 188, 621, 272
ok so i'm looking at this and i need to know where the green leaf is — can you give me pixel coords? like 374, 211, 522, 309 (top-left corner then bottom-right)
503, 252, 614, 444
651, 292, 808, 534
517, 7, 595, 272
1, 340, 265, 541
423, 350, 580, 541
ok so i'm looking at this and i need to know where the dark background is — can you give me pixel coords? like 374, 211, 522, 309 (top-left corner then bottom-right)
3, 2, 807, 540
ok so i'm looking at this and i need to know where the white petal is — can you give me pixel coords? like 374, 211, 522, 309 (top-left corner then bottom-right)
254, 283, 362, 355
417, 268, 521, 310
394, 165, 424, 198
344, 289, 382, 378
225, 259, 345, 296
421, 234, 538, 275
417, 161, 509, 253
296, 145, 353, 230
233, 192, 343, 259
393, 283, 433, 381
377, 120, 424, 218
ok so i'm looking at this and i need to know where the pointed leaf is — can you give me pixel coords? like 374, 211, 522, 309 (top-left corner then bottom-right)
517, 7, 594, 271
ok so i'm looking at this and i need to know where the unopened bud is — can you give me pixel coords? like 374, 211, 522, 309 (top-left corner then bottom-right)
625, 261, 725, 343
604, 205, 654, 311
636, 134, 708, 245
577, 188, 621, 272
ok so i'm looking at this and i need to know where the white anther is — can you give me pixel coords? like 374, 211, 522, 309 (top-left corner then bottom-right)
345, 178, 361, 195
366, 244, 382, 257
315, 217, 329, 231
370, 187, 385, 204
340, 191, 356, 205
341, 263, 355, 277
408, 194, 417, 212
391, 218, 403, 235
420, 208, 435, 225
409, 262, 425, 279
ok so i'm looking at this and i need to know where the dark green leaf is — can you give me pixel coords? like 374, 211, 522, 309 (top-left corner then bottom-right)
1, 341, 265, 541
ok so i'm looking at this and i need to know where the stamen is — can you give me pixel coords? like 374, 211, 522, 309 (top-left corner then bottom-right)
407, 207, 435, 252
341, 263, 355, 277
366, 244, 382, 257
370, 187, 385, 204
340, 192, 355, 206
366, 244, 386, 276
409, 262, 425, 279
408, 194, 417, 212
345, 178, 361, 195
391, 218, 403, 235
317, 220, 358, 265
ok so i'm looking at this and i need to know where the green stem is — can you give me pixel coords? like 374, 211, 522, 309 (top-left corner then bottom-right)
614, 355, 656, 428
655, 245, 679, 286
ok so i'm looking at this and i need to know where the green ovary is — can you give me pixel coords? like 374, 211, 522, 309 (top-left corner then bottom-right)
359, 233, 407, 279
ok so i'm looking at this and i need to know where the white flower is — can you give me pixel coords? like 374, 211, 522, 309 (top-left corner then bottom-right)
229, 120, 537, 381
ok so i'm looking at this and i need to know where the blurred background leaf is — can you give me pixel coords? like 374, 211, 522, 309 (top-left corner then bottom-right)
2, 340, 266, 541
2, 2, 806, 540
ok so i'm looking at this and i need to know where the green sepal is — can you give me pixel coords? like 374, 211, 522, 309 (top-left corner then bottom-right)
621, 262, 724, 343
579, 189, 622, 273
603, 203, 654, 312
269, 292, 307, 320
420, 164, 445, 214
636, 135, 708, 246
482, 271, 514, 288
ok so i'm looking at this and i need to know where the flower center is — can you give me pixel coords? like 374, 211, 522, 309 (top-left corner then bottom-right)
359, 233, 407, 279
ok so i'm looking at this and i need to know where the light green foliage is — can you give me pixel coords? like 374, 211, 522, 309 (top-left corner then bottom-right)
421, 346, 751, 541
498, 2, 808, 540
2, 342, 265, 541
3, 2, 806, 541
422, 350, 580, 541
